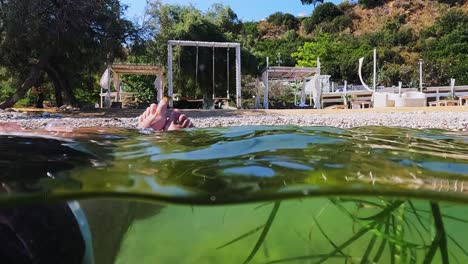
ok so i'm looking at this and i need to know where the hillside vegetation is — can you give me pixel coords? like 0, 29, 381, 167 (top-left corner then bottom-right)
131, 0, 467, 104
253, 0, 467, 88
351, 0, 467, 35
0, 0, 466, 107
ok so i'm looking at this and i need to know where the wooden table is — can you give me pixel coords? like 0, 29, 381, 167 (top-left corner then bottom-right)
429, 100, 460, 107
459, 95, 468, 106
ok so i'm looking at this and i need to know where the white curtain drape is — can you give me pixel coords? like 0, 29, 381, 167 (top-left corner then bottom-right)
113, 73, 121, 102
154, 74, 165, 103
398, 82, 402, 96
100, 69, 109, 90
100, 69, 111, 107
450, 78, 455, 96
300, 81, 306, 107
344, 81, 348, 96
255, 78, 260, 109
311, 75, 321, 109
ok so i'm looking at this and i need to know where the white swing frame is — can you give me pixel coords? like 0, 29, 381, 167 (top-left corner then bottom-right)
167, 40, 242, 108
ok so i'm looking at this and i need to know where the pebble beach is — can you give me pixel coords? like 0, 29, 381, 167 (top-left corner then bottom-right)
1, 106, 467, 131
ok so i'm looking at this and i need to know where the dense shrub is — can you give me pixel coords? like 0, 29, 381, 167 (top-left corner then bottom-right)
310, 3, 344, 25
282, 13, 300, 30
0, 68, 16, 103
267, 12, 286, 26
337, 0, 357, 13
436, 0, 465, 5
267, 12, 300, 30
241, 21, 259, 41
421, 9, 468, 84
302, 17, 315, 34
358, 0, 387, 9
384, 14, 406, 31
332, 15, 353, 32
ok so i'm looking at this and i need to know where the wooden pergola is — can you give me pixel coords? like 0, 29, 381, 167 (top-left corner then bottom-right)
100, 63, 163, 108
111, 64, 162, 75
261, 58, 320, 109
265, 66, 319, 80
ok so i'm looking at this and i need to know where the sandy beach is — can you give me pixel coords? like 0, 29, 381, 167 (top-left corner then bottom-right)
1, 106, 467, 131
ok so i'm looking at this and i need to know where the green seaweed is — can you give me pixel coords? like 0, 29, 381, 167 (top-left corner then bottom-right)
243, 202, 281, 264
448, 234, 468, 258
217, 224, 266, 250
430, 203, 449, 264
359, 223, 382, 264
314, 223, 377, 264
312, 216, 347, 257
372, 218, 389, 263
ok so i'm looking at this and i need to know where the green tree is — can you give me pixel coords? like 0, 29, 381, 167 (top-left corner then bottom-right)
310, 2, 343, 26
0, 0, 134, 108
144, 2, 255, 100
421, 9, 468, 84
267, 12, 300, 30
292, 34, 375, 83
300, 0, 325, 8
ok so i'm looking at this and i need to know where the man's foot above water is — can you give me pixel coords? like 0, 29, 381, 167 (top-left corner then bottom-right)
137, 99, 193, 131
0, 122, 23, 132
137, 98, 169, 131
164, 110, 194, 131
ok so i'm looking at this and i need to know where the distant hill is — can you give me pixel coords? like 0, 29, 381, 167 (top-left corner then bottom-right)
259, 0, 467, 39
349, 0, 468, 36
251, 0, 467, 87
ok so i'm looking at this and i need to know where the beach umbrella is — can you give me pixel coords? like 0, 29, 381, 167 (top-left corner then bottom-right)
450, 78, 455, 97
100, 69, 111, 108
113, 73, 121, 102
306, 80, 312, 106
311, 74, 322, 109
154, 74, 165, 103
99, 69, 109, 91
398, 82, 402, 97
300, 81, 306, 106
104, 89, 111, 108
255, 78, 260, 109
317, 75, 322, 109
344, 80, 347, 96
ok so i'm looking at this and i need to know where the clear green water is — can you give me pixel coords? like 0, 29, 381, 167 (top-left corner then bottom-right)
1, 126, 467, 263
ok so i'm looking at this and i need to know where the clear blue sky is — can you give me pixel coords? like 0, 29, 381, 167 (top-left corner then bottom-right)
121, 0, 342, 22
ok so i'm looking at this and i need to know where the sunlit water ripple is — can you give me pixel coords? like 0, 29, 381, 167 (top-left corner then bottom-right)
1, 126, 467, 205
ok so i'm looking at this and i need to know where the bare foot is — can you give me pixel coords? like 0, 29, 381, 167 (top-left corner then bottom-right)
137, 99, 168, 131
0, 122, 23, 132
164, 109, 194, 131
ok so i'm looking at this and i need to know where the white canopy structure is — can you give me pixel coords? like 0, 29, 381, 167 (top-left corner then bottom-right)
261, 57, 321, 109
99, 63, 163, 108
167, 40, 242, 108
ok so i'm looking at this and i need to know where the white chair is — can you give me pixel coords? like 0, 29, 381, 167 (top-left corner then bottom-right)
394, 91, 427, 107
373, 92, 398, 107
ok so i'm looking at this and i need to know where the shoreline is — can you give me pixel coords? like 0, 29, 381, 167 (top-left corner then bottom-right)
1, 107, 467, 131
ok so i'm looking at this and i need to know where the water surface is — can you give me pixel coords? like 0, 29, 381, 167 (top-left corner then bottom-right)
1, 126, 467, 263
